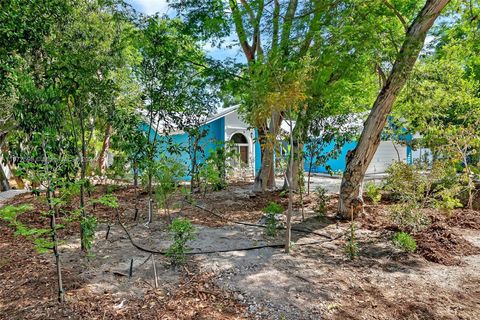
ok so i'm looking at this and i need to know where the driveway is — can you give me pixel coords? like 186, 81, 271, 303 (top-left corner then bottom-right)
276, 173, 387, 194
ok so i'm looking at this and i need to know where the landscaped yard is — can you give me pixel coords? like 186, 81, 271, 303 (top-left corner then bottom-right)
1, 181, 479, 319
1, 0, 480, 319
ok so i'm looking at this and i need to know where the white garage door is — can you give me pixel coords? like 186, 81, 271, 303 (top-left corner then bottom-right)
366, 141, 406, 174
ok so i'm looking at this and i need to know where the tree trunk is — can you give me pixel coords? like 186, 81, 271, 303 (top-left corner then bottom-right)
0, 163, 9, 192
283, 142, 303, 191
338, 0, 450, 219
307, 155, 314, 195
97, 124, 112, 176
285, 117, 294, 253
254, 112, 283, 192
0, 134, 11, 191
42, 141, 64, 303
79, 106, 88, 251
133, 163, 139, 221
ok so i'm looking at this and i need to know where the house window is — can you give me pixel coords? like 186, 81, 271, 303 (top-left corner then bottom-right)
231, 133, 249, 165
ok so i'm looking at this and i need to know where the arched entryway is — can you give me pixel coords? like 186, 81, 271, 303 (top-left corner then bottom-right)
230, 132, 249, 165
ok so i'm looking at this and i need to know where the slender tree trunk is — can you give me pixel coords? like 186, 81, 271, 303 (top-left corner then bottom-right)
190, 139, 198, 192
133, 163, 139, 221
79, 105, 88, 251
392, 141, 401, 162
98, 124, 113, 176
307, 155, 314, 195
0, 134, 10, 191
285, 117, 294, 253
338, 0, 450, 219
254, 112, 283, 192
42, 141, 64, 303
0, 163, 9, 192
283, 142, 303, 191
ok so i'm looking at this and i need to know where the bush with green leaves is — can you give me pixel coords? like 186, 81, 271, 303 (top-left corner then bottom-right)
263, 202, 283, 237
263, 202, 284, 214
90, 193, 119, 209
314, 186, 328, 217
385, 161, 463, 207
166, 218, 196, 264
206, 142, 236, 189
198, 160, 223, 196
384, 162, 425, 203
153, 157, 187, 216
364, 181, 382, 204
389, 203, 429, 232
344, 221, 359, 260
393, 232, 417, 252
385, 161, 463, 223
0, 205, 55, 253
80, 215, 97, 252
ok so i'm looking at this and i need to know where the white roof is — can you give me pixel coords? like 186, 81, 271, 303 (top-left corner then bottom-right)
140, 105, 239, 135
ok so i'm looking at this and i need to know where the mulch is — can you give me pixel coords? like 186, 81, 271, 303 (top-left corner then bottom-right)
414, 223, 480, 266
0, 185, 247, 320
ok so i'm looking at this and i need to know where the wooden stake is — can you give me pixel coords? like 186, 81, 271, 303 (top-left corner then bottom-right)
129, 259, 134, 278
152, 254, 158, 289
147, 199, 152, 224
105, 225, 111, 240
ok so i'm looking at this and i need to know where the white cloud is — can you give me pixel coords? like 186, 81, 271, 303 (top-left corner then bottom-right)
130, 0, 170, 15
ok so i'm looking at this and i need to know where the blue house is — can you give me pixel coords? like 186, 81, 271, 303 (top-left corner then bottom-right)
141, 105, 412, 179
141, 105, 261, 178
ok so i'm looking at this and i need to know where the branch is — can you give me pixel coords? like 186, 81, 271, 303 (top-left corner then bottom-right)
375, 63, 387, 87
229, 0, 255, 61
382, 0, 408, 32
279, 0, 299, 55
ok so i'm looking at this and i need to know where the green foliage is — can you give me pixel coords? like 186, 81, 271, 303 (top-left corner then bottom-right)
198, 161, 223, 195
389, 204, 429, 233
384, 162, 424, 203
80, 216, 97, 252
90, 194, 119, 209
263, 202, 284, 214
345, 221, 359, 260
264, 212, 278, 237
166, 218, 196, 265
262, 202, 283, 236
392, 232, 417, 253
314, 186, 328, 217
364, 182, 382, 205
0, 204, 54, 253
106, 185, 120, 194
153, 157, 187, 212
384, 161, 463, 212
204, 142, 236, 190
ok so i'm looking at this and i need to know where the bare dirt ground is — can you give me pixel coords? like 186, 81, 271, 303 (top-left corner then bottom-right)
1, 183, 479, 319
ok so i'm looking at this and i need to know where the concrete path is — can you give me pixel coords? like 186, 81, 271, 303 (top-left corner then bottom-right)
0, 189, 28, 208
276, 173, 387, 194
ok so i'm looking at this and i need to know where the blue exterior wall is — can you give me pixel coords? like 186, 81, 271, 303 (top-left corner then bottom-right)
141, 117, 225, 179
304, 141, 357, 174
254, 129, 261, 175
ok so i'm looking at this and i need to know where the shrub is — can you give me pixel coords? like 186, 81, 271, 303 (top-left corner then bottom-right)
166, 218, 196, 265
364, 182, 382, 204
384, 162, 425, 203
385, 161, 463, 209
154, 157, 187, 214
263, 202, 284, 214
393, 232, 417, 252
344, 221, 359, 260
263, 202, 283, 237
314, 186, 328, 217
80, 215, 97, 252
198, 160, 224, 195
389, 203, 429, 232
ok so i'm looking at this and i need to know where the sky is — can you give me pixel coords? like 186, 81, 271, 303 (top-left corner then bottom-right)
126, 0, 243, 62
